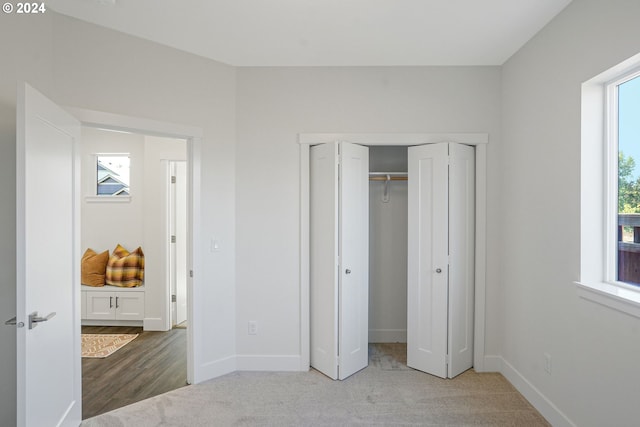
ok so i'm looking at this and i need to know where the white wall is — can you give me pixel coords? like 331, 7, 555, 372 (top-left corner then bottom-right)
81, 127, 144, 252
235, 67, 502, 367
369, 146, 408, 343
50, 13, 237, 381
500, 0, 640, 425
0, 12, 237, 421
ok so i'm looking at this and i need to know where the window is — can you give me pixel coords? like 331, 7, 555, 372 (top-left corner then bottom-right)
96, 155, 130, 196
577, 54, 640, 319
608, 72, 640, 287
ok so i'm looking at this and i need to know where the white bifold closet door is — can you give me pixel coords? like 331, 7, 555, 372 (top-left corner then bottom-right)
310, 141, 369, 380
407, 142, 475, 379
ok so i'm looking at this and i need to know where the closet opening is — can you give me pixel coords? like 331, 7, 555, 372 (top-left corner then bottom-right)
308, 138, 479, 381
368, 146, 409, 363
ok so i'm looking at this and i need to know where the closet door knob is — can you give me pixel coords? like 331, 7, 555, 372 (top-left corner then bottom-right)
435, 268, 442, 273
345, 269, 351, 275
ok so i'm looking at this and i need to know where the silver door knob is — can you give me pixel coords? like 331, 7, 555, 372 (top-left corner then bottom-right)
4, 317, 24, 328
345, 269, 351, 274
435, 268, 442, 273
28, 312, 56, 330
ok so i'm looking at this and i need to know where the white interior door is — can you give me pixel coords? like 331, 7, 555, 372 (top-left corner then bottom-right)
338, 142, 369, 380
310, 142, 339, 379
407, 143, 449, 378
175, 161, 188, 325
310, 141, 369, 380
448, 143, 475, 377
16, 83, 81, 426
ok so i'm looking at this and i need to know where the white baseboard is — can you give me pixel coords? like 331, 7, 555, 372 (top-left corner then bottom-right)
143, 317, 167, 331
495, 356, 576, 427
368, 329, 407, 343
236, 355, 302, 371
194, 355, 236, 384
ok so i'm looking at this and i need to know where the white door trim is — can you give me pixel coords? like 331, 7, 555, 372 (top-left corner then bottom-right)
299, 132, 488, 372
66, 107, 202, 385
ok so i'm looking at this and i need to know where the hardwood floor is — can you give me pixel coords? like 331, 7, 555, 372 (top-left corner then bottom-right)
81, 325, 188, 420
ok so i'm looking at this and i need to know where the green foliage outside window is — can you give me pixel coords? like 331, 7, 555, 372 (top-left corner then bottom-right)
619, 151, 640, 213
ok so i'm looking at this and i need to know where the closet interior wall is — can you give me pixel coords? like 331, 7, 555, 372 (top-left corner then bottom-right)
368, 146, 408, 343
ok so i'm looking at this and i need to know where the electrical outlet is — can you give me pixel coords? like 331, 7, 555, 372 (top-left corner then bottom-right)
248, 321, 258, 335
544, 353, 552, 375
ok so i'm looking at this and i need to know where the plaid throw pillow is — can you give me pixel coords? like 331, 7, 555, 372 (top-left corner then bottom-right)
105, 244, 145, 287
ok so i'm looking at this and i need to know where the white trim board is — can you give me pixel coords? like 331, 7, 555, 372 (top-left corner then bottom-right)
298, 132, 488, 373
68, 107, 202, 385
489, 356, 577, 427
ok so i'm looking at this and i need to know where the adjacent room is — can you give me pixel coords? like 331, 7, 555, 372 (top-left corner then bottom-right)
78, 127, 189, 418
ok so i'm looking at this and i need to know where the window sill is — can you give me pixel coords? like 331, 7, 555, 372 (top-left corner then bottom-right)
85, 196, 131, 203
574, 281, 640, 319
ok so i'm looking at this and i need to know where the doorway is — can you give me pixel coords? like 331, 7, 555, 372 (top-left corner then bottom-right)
79, 128, 189, 417
299, 133, 489, 375
15, 85, 203, 424
309, 141, 475, 379
368, 146, 408, 346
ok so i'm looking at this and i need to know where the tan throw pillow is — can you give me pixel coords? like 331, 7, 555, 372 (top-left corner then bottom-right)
81, 249, 109, 287
105, 244, 145, 287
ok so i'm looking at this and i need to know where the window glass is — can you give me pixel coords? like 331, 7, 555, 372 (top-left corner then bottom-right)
97, 155, 130, 196
617, 75, 640, 285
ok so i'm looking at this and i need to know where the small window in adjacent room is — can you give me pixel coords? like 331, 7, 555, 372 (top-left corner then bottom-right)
96, 155, 130, 196
609, 72, 640, 287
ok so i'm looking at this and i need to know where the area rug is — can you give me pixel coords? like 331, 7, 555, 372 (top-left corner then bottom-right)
81, 334, 138, 358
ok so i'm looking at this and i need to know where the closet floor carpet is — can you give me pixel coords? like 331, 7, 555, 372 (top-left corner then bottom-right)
82, 325, 187, 420
82, 343, 549, 426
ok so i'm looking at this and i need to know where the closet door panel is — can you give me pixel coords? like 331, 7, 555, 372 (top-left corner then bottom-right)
310, 143, 339, 380
338, 142, 369, 380
407, 143, 449, 378
448, 143, 475, 378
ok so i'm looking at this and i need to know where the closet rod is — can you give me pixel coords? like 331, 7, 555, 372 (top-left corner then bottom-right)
369, 172, 408, 181
369, 176, 407, 181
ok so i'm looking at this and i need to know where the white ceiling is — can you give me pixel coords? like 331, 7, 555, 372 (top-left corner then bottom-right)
47, 0, 572, 67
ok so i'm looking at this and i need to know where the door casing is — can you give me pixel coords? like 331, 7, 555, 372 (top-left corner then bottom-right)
299, 133, 488, 372
68, 107, 202, 384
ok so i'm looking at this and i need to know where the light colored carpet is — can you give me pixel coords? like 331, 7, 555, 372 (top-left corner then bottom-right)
82, 344, 550, 426
81, 334, 138, 358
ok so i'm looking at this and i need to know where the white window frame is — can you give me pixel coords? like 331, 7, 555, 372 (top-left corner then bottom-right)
605, 69, 640, 285
576, 55, 640, 318
85, 152, 132, 203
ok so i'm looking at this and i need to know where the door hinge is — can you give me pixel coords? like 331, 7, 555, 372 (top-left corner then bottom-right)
189, 270, 193, 278
171, 235, 176, 243
171, 175, 176, 184
171, 294, 177, 302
